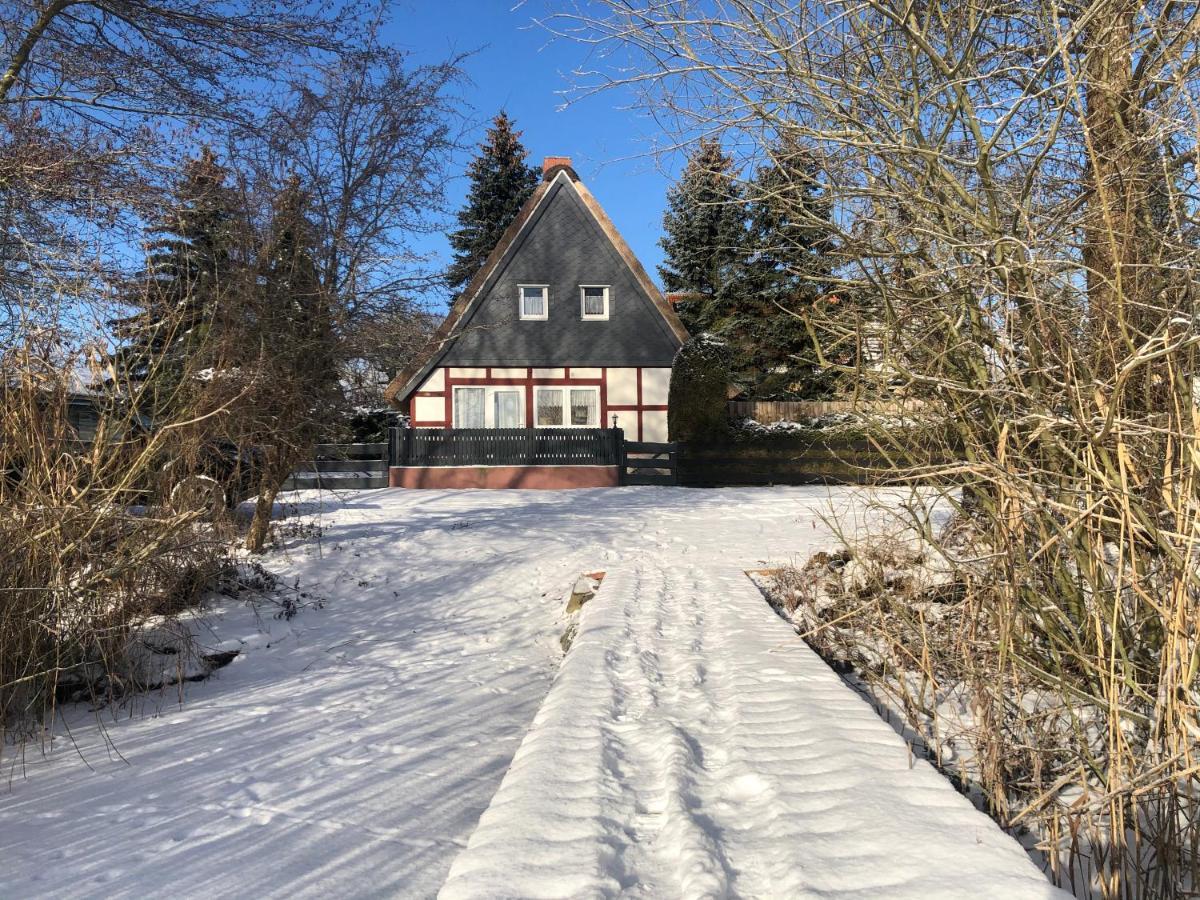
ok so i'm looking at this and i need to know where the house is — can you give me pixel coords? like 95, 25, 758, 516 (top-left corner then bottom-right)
383, 156, 688, 488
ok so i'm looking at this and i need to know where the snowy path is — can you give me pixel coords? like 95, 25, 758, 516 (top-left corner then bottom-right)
0, 487, 1061, 899
441, 557, 1063, 899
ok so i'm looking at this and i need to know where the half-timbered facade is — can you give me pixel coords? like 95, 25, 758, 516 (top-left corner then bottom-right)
385, 157, 688, 444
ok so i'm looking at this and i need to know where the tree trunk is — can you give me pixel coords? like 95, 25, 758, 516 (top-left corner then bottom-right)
1082, 1, 1159, 395
245, 450, 290, 554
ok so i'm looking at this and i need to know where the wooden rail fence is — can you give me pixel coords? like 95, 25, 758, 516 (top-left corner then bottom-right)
621, 440, 678, 486
284, 442, 388, 490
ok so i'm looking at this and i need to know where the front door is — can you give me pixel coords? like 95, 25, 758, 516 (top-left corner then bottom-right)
493, 390, 522, 428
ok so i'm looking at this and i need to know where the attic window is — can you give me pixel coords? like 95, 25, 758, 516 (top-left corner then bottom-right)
580, 285, 609, 320
519, 285, 548, 320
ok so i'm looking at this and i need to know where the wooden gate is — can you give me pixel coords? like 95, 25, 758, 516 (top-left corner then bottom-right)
620, 440, 678, 486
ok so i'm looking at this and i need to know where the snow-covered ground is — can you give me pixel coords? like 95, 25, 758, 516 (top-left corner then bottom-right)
1, 487, 1062, 899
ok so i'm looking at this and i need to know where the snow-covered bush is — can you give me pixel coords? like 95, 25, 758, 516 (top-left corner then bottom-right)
758, 511, 1200, 898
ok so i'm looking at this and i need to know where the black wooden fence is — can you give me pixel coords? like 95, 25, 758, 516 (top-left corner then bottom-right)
621, 440, 678, 486
390, 427, 623, 468
284, 442, 389, 490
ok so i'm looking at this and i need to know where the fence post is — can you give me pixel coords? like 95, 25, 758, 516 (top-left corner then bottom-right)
614, 427, 626, 485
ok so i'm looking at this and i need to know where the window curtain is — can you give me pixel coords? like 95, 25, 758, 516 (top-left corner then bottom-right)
570, 389, 599, 426
494, 391, 521, 428
454, 388, 485, 428
583, 288, 605, 316
522, 287, 545, 318
537, 389, 564, 426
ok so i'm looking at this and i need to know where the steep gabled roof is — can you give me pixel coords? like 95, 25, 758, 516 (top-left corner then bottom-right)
384, 166, 688, 407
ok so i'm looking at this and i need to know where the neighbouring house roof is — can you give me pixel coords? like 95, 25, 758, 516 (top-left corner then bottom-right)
384, 161, 689, 408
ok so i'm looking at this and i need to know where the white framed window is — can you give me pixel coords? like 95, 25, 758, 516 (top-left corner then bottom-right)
534, 386, 600, 428
493, 389, 522, 428
519, 284, 548, 320
580, 285, 610, 320
454, 386, 525, 428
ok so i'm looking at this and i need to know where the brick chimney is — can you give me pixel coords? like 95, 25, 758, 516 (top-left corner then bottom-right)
542, 156, 575, 181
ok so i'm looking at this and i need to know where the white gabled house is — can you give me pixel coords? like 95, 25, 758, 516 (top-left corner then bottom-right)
385, 156, 688, 445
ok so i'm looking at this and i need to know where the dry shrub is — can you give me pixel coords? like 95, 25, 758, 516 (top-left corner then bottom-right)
0, 346, 234, 750
766, 493, 1200, 897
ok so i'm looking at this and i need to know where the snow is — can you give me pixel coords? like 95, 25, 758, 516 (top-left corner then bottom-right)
1, 487, 1063, 899
441, 558, 1064, 899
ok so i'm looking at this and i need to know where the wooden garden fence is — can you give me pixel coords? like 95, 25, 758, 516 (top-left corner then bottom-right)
284, 442, 389, 490
389, 427, 623, 468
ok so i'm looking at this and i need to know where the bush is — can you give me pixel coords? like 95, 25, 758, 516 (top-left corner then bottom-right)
668, 334, 731, 442
1, 353, 233, 746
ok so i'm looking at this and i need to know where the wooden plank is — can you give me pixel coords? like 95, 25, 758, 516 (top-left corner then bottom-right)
313, 442, 387, 459
623, 472, 677, 486
300, 459, 387, 474
625, 457, 676, 469
625, 441, 675, 453
625, 453, 673, 463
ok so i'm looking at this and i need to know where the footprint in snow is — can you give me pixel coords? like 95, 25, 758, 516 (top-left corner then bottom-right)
321, 754, 373, 768
367, 742, 414, 756
228, 806, 273, 825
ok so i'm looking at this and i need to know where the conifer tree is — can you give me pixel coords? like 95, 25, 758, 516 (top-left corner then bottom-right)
659, 140, 837, 397
658, 139, 745, 335
731, 151, 835, 396
445, 112, 540, 292
112, 148, 244, 416
244, 178, 337, 552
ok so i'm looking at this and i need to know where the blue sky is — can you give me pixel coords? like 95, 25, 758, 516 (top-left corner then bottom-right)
387, 1, 680, 301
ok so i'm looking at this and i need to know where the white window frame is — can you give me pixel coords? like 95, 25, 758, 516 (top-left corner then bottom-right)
454, 385, 525, 428
579, 285, 610, 321
533, 385, 601, 429
518, 284, 549, 321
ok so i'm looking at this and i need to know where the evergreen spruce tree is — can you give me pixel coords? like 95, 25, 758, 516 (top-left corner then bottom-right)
112, 148, 243, 416
731, 150, 835, 397
657, 139, 745, 335
258, 179, 333, 387
659, 140, 837, 397
445, 112, 540, 292
245, 178, 337, 552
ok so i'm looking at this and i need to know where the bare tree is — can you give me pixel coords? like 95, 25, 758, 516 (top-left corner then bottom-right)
0, 0, 410, 750
253, 44, 466, 324
0, 1, 361, 116
231, 39, 463, 423
0, 0, 375, 342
